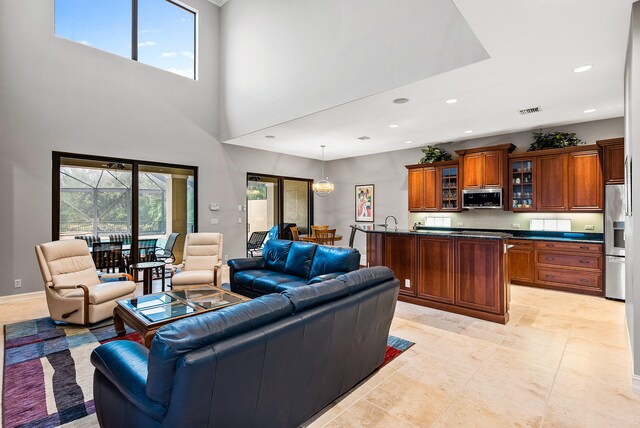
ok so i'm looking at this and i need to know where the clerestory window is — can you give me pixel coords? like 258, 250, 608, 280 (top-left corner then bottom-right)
54, 0, 197, 80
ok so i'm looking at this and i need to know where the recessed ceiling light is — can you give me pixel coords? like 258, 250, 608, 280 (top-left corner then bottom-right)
265, 135, 276, 139
389, 124, 399, 128
393, 98, 409, 104
573, 65, 593, 73
583, 108, 597, 113
404, 140, 414, 144
445, 98, 458, 104
464, 130, 473, 134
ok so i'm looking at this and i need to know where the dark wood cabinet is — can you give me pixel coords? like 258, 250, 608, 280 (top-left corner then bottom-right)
598, 137, 625, 184
456, 144, 515, 190
408, 168, 425, 211
507, 239, 534, 284
366, 232, 385, 267
455, 239, 505, 315
536, 153, 569, 211
417, 237, 454, 304
568, 150, 603, 211
461, 153, 484, 189
483, 151, 503, 188
384, 234, 416, 296
508, 239, 603, 296
406, 161, 459, 212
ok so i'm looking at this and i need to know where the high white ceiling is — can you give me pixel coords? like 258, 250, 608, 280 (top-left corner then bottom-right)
222, 0, 633, 160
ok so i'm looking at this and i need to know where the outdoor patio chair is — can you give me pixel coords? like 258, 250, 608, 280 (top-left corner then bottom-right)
74, 235, 101, 248
154, 232, 180, 277
35, 239, 136, 325
247, 230, 268, 256
92, 241, 126, 273
108, 233, 132, 245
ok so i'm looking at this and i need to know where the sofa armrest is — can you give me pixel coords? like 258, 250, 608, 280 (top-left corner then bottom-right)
308, 272, 346, 284
227, 257, 265, 272
91, 341, 167, 421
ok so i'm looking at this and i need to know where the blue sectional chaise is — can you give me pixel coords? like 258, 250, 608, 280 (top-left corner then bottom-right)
228, 239, 361, 298
90, 266, 400, 428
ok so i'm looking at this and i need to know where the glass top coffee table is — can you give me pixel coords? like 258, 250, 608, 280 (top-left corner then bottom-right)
113, 287, 250, 347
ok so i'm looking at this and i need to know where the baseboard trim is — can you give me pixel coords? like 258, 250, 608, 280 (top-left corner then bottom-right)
0, 290, 44, 303
632, 375, 640, 395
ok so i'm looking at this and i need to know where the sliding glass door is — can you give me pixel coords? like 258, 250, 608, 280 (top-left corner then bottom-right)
246, 173, 313, 248
53, 153, 197, 265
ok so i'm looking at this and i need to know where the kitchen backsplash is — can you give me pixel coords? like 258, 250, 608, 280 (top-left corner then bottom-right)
408, 211, 603, 233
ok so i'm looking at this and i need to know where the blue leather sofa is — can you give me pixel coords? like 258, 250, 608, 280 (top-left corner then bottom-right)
91, 266, 399, 428
228, 239, 361, 298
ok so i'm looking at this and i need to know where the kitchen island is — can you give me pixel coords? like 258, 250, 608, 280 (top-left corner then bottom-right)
353, 225, 511, 324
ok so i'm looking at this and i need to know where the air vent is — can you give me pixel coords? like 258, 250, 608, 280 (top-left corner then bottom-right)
519, 107, 542, 115
357, 136, 371, 140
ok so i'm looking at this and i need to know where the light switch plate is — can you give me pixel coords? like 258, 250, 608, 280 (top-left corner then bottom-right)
404, 279, 411, 288
209, 203, 220, 211
210, 218, 219, 225
585, 224, 595, 230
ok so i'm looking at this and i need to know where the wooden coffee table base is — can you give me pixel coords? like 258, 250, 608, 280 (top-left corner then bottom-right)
113, 305, 157, 348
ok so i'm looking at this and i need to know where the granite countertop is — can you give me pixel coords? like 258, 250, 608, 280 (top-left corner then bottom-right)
351, 225, 511, 240
351, 225, 603, 243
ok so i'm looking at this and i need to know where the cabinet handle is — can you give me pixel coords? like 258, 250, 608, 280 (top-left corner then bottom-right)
579, 246, 590, 250
545, 274, 555, 279
546, 257, 555, 261
579, 279, 589, 283
579, 260, 590, 264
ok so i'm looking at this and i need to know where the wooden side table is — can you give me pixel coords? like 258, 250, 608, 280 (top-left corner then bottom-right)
130, 261, 165, 294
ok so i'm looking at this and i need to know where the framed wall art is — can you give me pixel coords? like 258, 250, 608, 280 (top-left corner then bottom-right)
355, 184, 374, 222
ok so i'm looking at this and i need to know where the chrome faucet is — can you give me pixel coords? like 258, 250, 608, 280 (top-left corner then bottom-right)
384, 215, 398, 229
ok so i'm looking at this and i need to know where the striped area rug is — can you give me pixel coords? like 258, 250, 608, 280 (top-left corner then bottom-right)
2, 318, 141, 428
2, 318, 413, 428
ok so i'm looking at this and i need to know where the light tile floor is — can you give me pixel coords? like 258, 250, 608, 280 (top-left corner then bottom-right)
1, 281, 639, 427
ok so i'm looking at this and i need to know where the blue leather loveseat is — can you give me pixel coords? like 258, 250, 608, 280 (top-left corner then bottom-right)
90, 267, 400, 428
228, 239, 361, 298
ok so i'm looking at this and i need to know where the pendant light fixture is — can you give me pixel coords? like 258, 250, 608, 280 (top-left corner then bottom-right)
312, 145, 334, 197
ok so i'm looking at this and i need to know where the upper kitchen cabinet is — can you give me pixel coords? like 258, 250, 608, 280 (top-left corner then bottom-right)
509, 157, 536, 211
568, 149, 603, 211
406, 161, 460, 212
597, 137, 625, 184
536, 153, 569, 211
455, 144, 516, 190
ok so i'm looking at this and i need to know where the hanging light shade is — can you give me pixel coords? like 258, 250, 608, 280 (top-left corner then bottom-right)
313, 145, 334, 197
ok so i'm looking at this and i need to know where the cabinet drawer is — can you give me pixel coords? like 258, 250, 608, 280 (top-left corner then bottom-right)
536, 250, 602, 270
535, 241, 602, 253
508, 239, 534, 249
536, 268, 602, 290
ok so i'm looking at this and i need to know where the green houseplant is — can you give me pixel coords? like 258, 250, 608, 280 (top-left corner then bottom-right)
419, 146, 452, 164
528, 130, 585, 152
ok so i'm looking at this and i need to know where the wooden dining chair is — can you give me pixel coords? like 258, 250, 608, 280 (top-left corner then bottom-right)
311, 225, 329, 237
314, 229, 336, 246
290, 226, 300, 241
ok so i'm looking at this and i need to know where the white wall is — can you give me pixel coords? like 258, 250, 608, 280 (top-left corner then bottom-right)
324, 118, 624, 261
219, 0, 488, 139
0, 0, 324, 296
625, 0, 640, 385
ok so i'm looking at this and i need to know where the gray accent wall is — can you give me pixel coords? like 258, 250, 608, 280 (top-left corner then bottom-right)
324, 117, 624, 263
0, 0, 324, 296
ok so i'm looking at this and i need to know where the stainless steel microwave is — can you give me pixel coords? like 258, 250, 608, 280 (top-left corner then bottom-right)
462, 188, 503, 209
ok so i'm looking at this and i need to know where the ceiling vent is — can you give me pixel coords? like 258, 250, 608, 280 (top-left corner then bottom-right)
519, 107, 542, 115
357, 136, 371, 140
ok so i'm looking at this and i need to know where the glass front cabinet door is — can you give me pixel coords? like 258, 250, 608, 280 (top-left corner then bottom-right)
440, 166, 459, 211
510, 159, 535, 211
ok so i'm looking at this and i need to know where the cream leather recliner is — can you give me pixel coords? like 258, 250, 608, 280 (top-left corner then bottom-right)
171, 233, 223, 289
35, 240, 137, 325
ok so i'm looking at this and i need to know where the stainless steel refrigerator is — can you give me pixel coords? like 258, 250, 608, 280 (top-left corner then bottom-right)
605, 184, 626, 300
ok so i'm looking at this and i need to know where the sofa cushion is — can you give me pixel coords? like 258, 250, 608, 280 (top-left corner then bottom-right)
282, 279, 350, 313
307, 272, 346, 285
147, 294, 293, 404
261, 240, 293, 273
234, 270, 275, 288
309, 246, 360, 279
171, 270, 215, 286
274, 281, 308, 293
337, 266, 395, 294
253, 274, 302, 294
284, 242, 317, 279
